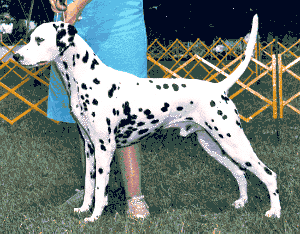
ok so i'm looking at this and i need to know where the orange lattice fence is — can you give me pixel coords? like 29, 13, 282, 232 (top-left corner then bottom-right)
0, 39, 54, 125
147, 37, 279, 122
276, 38, 300, 118
1, 35, 300, 125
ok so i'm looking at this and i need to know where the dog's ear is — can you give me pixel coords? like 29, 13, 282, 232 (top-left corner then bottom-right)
52, 22, 77, 36
67, 24, 77, 37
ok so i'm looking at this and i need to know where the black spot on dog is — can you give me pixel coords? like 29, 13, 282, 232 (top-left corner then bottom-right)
93, 78, 100, 84
92, 99, 98, 105
221, 94, 230, 103
63, 61, 68, 70
151, 119, 159, 124
91, 58, 99, 70
245, 162, 252, 167
144, 109, 154, 119
137, 122, 145, 126
72, 54, 76, 66
67, 24, 77, 36
90, 171, 96, 179
87, 143, 94, 157
101, 145, 106, 151
205, 122, 212, 130
163, 84, 169, 89
82, 50, 89, 63
161, 102, 170, 112
108, 84, 117, 98
210, 100, 216, 107
81, 83, 87, 90
264, 167, 272, 175
172, 83, 179, 91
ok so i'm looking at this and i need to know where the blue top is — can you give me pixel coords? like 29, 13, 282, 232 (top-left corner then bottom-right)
47, 0, 147, 123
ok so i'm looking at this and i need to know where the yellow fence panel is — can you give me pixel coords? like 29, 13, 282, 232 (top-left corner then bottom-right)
1, 36, 300, 125
147, 38, 278, 122
278, 54, 300, 118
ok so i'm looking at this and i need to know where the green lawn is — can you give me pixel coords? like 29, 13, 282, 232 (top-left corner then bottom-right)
0, 104, 299, 232
0, 59, 300, 232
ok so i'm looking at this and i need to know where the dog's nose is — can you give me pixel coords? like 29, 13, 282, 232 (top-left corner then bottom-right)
13, 53, 23, 62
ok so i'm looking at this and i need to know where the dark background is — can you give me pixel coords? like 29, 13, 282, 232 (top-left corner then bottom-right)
5, 0, 299, 46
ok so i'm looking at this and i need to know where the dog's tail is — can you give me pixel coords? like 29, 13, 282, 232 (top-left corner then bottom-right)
217, 14, 258, 92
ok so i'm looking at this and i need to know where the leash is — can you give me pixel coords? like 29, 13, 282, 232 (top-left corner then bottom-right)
54, 0, 82, 23
24, 0, 35, 41
55, 0, 67, 22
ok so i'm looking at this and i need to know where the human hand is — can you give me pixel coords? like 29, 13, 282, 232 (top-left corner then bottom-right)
49, 0, 82, 25
49, 0, 67, 13
64, 2, 82, 25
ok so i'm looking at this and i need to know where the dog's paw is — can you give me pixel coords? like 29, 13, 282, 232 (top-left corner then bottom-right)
84, 215, 100, 222
74, 205, 90, 213
265, 208, 281, 218
232, 197, 248, 209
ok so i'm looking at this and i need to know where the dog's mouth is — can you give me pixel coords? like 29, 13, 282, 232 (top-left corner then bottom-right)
37, 61, 49, 66
22, 61, 49, 69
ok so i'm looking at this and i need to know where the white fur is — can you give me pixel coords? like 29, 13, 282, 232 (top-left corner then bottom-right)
14, 15, 280, 222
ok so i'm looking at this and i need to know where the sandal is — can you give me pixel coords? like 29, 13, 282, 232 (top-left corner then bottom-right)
127, 195, 150, 219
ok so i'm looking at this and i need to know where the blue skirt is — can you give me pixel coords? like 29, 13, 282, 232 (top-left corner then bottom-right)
47, 0, 147, 123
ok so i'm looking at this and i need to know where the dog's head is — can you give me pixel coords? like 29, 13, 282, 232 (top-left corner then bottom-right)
13, 21, 77, 68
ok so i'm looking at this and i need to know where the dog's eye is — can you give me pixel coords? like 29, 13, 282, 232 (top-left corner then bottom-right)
35, 37, 44, 43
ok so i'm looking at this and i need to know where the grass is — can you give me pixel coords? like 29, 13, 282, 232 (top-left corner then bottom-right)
1, 106, 300, 233
0, 60, 300, 232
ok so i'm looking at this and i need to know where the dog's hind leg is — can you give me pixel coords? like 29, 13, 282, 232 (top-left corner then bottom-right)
196, 130, 249, 208
213, 129, 281, 218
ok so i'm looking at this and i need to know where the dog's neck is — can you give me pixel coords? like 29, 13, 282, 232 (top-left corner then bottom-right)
55, 34, 107, 77
53, 34, 111, 96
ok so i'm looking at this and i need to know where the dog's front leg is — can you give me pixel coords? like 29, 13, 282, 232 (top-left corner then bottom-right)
74, 124, 96, 214
84, 139, 116, 222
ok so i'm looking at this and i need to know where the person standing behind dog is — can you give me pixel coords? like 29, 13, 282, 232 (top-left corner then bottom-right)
48, 0, 149, 219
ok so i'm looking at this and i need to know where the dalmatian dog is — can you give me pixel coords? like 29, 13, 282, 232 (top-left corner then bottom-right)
13, 14, 281, 222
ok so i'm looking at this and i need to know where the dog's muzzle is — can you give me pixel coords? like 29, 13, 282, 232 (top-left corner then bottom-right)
13, 53, 48, 67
